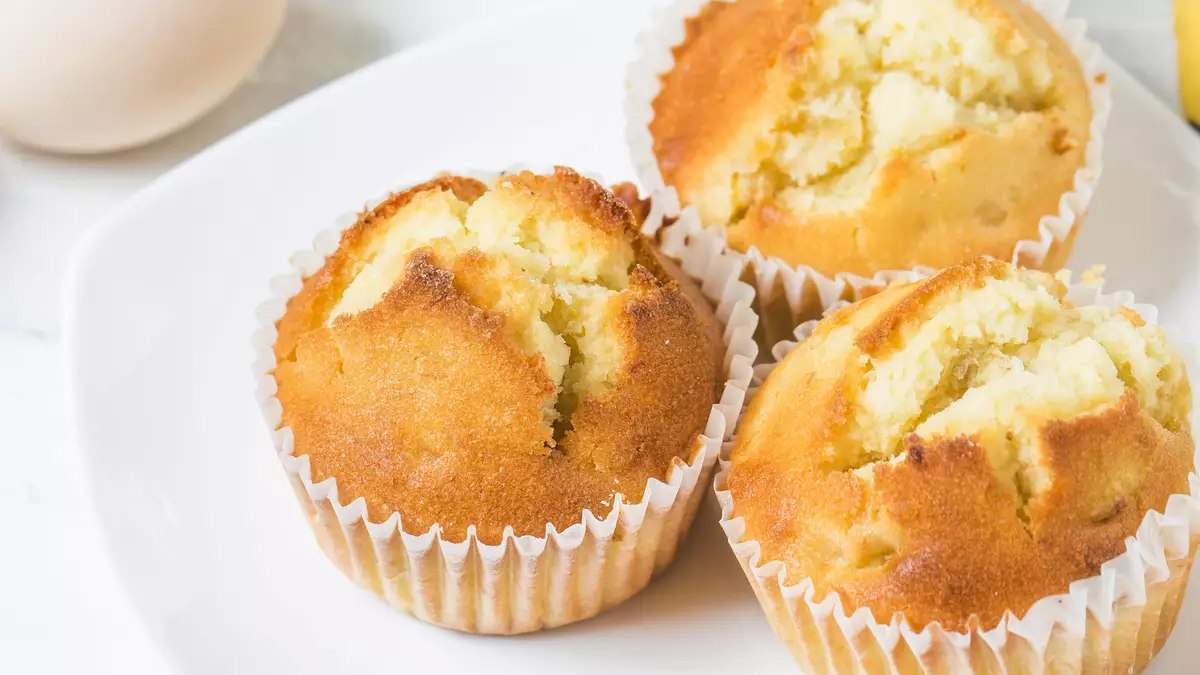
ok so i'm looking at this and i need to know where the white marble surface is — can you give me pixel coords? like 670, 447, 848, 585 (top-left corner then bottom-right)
0, 1, 1186, 673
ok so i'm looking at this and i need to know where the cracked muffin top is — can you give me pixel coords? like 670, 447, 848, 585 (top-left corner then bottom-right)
650, 0, 1092, 276
273, 167, 724, 544
727, 258, 1192, 631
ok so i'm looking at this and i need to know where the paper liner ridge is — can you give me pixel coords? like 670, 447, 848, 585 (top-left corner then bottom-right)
251, 168, 760, 634
624, 0, 1113, 345
713, 276, 1200, 673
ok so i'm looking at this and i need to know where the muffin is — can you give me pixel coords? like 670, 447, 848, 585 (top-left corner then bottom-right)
633, 0, 1103, 278
718, 258, 1197, 673
260, 167, 752, 633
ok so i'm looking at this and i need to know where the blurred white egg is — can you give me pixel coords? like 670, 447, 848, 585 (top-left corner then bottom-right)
0, 0, 286, 153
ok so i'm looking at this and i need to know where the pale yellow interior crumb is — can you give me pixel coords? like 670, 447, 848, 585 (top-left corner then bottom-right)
328, 183, 634, 431
728, 0, 1054, 222
801, 270, 1190, 570
839, 272, 1187, 520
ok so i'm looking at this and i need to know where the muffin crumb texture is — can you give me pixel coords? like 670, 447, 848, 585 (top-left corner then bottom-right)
729, 259, 1192, 630
734, 0, 1054, 221
330, 176, 633, 431
273, 168, 723, 543
652, 0, 1092, 274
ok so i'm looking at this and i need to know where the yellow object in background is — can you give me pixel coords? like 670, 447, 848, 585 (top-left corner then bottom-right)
1180, 0, 1200, 127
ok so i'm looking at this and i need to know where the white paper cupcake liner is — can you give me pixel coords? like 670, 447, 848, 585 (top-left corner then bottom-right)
714, 273, 1200, 673
625, 0, 1113, 350
251, 168, 760, 634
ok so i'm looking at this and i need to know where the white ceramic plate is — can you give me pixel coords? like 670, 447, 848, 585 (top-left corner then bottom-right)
64, 1, 1200, 672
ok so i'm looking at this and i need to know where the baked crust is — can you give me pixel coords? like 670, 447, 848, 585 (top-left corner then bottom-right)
274, 168, 724, 544
650, 0, 1093, 276
728, 258, 1194, 631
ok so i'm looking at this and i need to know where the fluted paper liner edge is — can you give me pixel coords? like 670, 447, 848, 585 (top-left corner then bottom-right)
251, 168, 759, 634
624, 0, 1112, 348
714, 277, 1200, 673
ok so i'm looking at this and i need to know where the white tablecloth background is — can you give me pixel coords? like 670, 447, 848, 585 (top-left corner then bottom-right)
0, 1, 1185, 672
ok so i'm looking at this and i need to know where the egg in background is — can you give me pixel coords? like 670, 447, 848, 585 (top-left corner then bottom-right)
0, 0, 286, 154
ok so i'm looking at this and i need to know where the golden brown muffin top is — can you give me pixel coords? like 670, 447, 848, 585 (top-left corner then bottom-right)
651, 0, 1093, 275
274, 168, 724, 544
728, 258, 1193, 631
